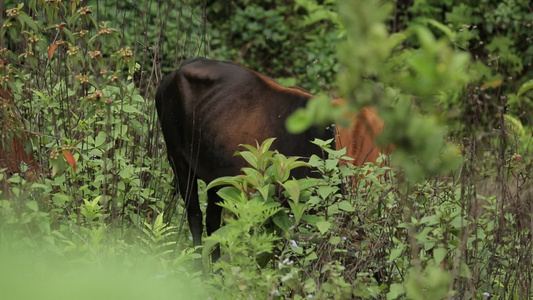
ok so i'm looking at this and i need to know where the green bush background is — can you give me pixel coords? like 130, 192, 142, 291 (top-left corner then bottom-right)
0, 0, 531, 299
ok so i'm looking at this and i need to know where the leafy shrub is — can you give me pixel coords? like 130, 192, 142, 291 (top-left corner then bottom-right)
208, 0, 341, 94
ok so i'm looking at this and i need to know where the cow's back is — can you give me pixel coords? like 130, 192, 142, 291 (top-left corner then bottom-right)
156, 57, 329, 182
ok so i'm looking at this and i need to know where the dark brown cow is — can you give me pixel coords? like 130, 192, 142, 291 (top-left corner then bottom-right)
155, 57, 385, 261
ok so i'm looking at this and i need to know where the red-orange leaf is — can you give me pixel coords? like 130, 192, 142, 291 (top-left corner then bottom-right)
62, 149, 77, 172
48, 43, 57, 59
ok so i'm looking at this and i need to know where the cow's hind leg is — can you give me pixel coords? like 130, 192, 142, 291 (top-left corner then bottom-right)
182, 178, 202, 248
170, 156, 203, 249
206, 187, 223, 262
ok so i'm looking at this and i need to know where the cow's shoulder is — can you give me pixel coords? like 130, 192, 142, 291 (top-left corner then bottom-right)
178, 58, 249, 84
179, 58, 313, 99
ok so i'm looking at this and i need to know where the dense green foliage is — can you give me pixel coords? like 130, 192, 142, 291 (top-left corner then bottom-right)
0, 0, 531, 299
207, 0, 341, 94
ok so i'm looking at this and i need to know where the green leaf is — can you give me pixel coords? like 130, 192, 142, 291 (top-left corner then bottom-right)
420, 214, 440, 226
450, 215, 467, 229
386, 283, 405, 300
316, 220, 331, 234
132, 94, 144, 102
504, 114, 525, 137
259, 138, 276, 155
52, 194, 71, 206
62, 28, 76, 43
26, 200, 38, 212
238, 151, 258, 169
119, 165, 134, 179
425, 19, 455, 40
325, 158, 338, 171
389, 247, 403, 261
283, 180, 301, 203
30, 183, 49, 191
154, 213, 164, 228
94, 131, 107, 147
217, 186, 245, 203
272, 211, 292, 234
288, 201, 307, 224
338, 200, 355, 212
460, 262, 472, 278
242, 167, 262, 184
202, 239, 218, 262
305, 252, 318, 261
17, 13, 38, 32
317, 185, 337, 199
122, 104, 140, 114
238, 144, 259, 157
206, 176, 240, 190
329, 236, 341, 245
517, 79, 533, 97
301, 214, 321, 226
256, 185, 270, 201
413, 25, 436, 51
299, 178, 321, 190
433, 247, 447, 265
286, 108, 311, 134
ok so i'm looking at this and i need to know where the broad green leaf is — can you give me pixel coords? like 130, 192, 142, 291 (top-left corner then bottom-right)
318, 185, 337, 199
504, 114, 525, 137
272, 211, 292, 234
389, 247, 403, 261
52, 194, 71, 206
242, 167, 262, 184
122, 104, 140, 114
425, 19, 455, 40
238, 151, 258, 169
301, 214, 321, 226
288, 201, 307, 224
283, 180, 301, 203
154, 213, 164, 228
237, 144, 259, 157
259, 138, 276, 154
62, 28, 76, 43
256, 185, 270, 201
338, 200, 354, 212
460, 262, 472, 278
94, 131, 107, 147
30, 183, 49, 191
450, 215, 467, 229
217, 186, 245, 203
316, 220, 331, 234
433, 247, 447, 265
132, 94, 144, 102
206, 176, 240, 190
386, 283, 405, 300
202, 239, 218, 262
119, 165, 134, 179
517, 79, 533, 97
327, 204, 339, 215
17, 14, 38, 32
329, 236, 341, 245
305, 252, 318, 261
26, 200, 38, 212
286, 108, 311, 134
325, 158, 338, 171
420, 214, 440, 225
413, 25, 436, 51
